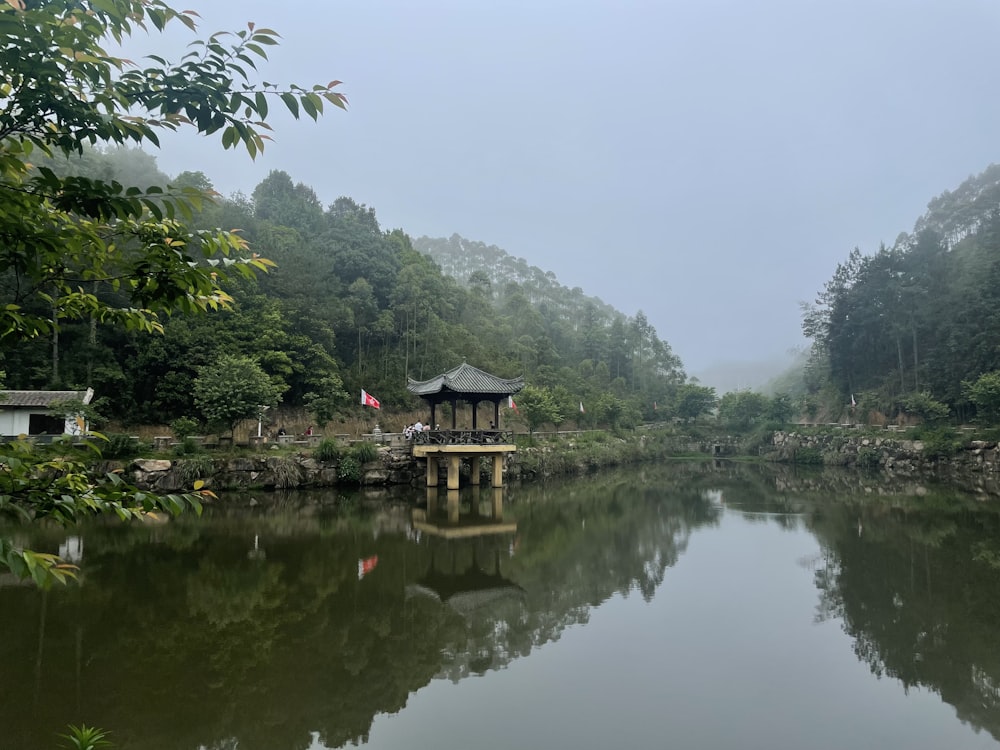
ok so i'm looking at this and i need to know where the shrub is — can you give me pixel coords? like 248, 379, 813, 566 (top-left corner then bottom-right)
172, 437, 203, 456
270, 457, 302, 488
173, 455, 215, 485
337, 456, 362, 484
352, 441, 379, 463
314, 438, 340, 462
856, 447, 881, 469
170, 417, 200, 440
102, 433, 141, 459
793, 447, 824, 465
914, 427, 963, 460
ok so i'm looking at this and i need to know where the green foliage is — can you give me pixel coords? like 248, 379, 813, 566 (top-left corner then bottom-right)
172, 437, 203, 456
337, 455, 362, 484
59, 724, 112, 750
900, 391, 950, 423
910, 426, 964, 460
766, 392, 795, 424
173, 456, 215, 486
192, 354, 285, 433
50, 396, 107, 431
0, 0, 330, 583
856, 447, 881, 469
352, 441, 379, 463
963, 371, 1000, 423
103, 433, 142, 459
514, 385, 564, 434
718, 391, 770, 430
801, 167, 1000, 419
170, 417, 201, 439
0, 438, 206, 586
792, 447, 824, 465
269, 457, 302, 489
314, 438, 341, 462
672, 383, 717, 420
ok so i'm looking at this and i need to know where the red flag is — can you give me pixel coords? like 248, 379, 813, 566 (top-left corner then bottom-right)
508, 395, 519, 413
361, 389, 381, 409
357, 555, 379, 579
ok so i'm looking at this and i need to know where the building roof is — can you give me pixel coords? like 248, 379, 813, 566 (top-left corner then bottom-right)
407, 363, 524, 397
0, 388, 94, 408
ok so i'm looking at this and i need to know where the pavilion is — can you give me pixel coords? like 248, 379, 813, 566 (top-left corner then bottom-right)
406, 362, 524, 430
406, 363, 524, 489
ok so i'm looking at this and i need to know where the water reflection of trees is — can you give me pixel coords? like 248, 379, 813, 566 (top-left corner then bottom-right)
5, 462, 998, 748
807, 499, 1000, 742
715, 465, 1000, 742
0, 464, 722, 750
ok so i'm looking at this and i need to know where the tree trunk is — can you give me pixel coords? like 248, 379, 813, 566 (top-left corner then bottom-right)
51, 299, 59, 385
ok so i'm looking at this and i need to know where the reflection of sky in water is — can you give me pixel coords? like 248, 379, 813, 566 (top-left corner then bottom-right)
356, 514, 996, 750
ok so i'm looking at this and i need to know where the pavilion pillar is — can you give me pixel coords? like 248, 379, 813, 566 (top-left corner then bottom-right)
491, 454, 504, 488
472, 400, 478, 429
430, 402, 437, 430
426, 456, 439, 487
447, 455, 461, 490
450, 398, 457, 429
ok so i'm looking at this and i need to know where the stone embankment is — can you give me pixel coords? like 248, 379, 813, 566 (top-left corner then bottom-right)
766, 430, 1000, 475
117, 429, 1000, 494
119, 448, 427, 492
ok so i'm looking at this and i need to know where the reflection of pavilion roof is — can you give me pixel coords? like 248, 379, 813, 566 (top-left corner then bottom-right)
406, 565, 525, 616
406, 363, 524, 397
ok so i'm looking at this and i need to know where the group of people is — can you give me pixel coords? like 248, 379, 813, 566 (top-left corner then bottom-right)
403, 421, 431, 439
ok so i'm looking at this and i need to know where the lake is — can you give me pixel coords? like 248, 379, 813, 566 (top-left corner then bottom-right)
2, 461, 999, 749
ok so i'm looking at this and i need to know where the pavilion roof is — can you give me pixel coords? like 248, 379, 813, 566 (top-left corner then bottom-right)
407, 363, 524, 398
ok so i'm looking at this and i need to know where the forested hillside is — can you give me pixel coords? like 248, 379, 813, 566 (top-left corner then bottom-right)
802, 163, 1000, 423
1, 148, 709, 430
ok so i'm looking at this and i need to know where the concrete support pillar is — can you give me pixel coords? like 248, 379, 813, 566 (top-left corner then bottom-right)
491, 454, 504, 488
447, 455, 461, 490
426, 456, 438, 487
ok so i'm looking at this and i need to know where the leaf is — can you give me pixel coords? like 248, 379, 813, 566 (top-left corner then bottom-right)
279, 92, 299, 118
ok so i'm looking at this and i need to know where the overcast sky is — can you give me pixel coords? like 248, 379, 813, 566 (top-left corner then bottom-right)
131, 0, 1000, 375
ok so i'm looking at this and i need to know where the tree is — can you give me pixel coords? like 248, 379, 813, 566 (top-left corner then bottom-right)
718, 390, 769, 430
766, 392, 795, 424
0, 0, 344, 583
963, 372, 1000, 423
0, 0, 346, 345
193, 354, 285, 433
673, 383, 717, 421
899, 391, 949, 424
514, 385, 563, 435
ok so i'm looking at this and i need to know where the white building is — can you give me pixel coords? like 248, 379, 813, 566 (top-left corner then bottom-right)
0, 388, 94, 438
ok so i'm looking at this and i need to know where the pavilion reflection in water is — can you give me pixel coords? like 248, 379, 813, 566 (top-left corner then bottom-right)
406, 486, 523, 616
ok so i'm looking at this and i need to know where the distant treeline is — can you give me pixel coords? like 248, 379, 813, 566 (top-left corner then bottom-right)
802, 163, 1000, 424
1, 147, 714, 429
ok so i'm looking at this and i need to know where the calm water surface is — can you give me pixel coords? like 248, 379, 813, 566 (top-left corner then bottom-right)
2, 462, 999, 749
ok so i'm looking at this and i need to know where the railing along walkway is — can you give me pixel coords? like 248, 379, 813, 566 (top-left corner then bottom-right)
412, 429, 513, 446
